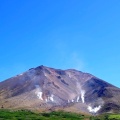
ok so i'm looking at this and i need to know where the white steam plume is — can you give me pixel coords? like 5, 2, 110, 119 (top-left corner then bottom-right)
49, 94, 54, 102
81, 90, 85, 103
87, 105, 101, 113
35, 85, 43, 100
76, 96, 80, 102
37, 92, 43, 100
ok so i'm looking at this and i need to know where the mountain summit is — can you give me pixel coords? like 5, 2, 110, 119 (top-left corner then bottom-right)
0, 65, 120, 114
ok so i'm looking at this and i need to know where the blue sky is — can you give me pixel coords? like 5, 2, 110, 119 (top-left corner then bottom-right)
0, 0, 120, 87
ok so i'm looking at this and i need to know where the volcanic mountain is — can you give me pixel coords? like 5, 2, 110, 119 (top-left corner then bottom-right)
0, 65, 120, 114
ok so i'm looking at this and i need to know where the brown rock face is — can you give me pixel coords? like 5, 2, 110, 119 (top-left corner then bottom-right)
0, 65, 120, 114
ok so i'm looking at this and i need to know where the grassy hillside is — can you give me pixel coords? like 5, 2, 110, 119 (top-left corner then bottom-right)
0, 109, 120, 120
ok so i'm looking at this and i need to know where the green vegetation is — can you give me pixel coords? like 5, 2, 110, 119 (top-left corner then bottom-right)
0, 109, 120, 120
0, 109, 85, 120
109, 114, 120, 120
88, 114, 120, 120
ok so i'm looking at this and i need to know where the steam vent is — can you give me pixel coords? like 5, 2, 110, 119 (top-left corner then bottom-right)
0, 65, 120, 115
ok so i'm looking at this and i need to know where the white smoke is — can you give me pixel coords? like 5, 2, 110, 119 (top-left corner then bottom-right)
81, 90, 85, 103
76, 82, 85, 103
37, 92, 43, 100
76, 96, 80, 102
35, 85, 55, 102
48, 94, 54, 102
87, 105, 101, 113
76, 82, 81, 91
71, 99, 74, 102
45, 98, 48, 102
68, 52, 85, 71
35, 85, 39, 91
19, 73, 23, 76
35, 85, 43, 100
44, 72, 48, 77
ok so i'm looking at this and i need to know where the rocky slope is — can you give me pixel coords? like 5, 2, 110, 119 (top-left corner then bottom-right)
0, 65, 120, 114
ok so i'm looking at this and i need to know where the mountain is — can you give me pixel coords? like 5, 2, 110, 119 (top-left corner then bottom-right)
0, 65, 120, 114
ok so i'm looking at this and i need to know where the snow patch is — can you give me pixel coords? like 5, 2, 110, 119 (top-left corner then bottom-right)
81, 90, 85, 103
87, 105, 101, 113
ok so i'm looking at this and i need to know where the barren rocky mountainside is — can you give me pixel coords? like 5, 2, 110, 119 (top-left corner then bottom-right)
0, 65, 120, 114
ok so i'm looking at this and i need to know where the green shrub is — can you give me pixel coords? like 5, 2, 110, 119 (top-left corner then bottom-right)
0, 109, 120, 120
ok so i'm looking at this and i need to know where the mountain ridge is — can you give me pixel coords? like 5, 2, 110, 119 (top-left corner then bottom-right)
0, 65, 120, 115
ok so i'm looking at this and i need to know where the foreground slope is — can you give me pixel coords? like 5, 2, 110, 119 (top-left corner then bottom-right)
0, 65, 120, 114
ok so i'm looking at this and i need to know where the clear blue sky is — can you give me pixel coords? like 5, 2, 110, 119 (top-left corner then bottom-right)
0, 0, 120, 88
